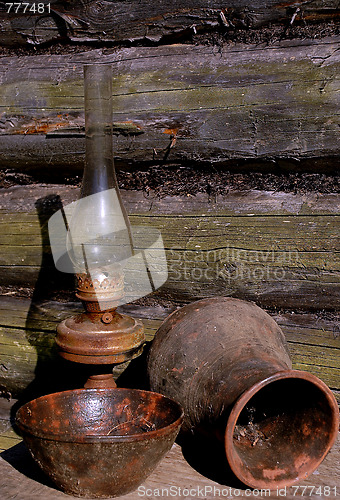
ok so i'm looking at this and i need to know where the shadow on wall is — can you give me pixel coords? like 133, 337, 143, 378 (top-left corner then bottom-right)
11, 195, 90, 417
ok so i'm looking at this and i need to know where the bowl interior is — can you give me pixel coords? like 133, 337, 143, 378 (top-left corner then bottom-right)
16, 388, 182, 440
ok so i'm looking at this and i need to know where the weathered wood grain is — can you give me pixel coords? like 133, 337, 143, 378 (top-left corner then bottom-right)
0, 437, 339, 499
0, 296, 339, 397
0, 40, 339, 172
0, 1, 338, 47
0, 185, 339, 310
0, 399, 21, 452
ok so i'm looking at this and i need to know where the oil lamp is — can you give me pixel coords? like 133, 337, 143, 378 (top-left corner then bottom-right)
48, 63, 167, 386
15, 65, 178, 500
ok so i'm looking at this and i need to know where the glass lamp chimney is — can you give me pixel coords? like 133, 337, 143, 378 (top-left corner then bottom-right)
66, 64, 133, 296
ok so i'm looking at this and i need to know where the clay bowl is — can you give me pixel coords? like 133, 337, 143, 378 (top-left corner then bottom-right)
16, 388, 183, 498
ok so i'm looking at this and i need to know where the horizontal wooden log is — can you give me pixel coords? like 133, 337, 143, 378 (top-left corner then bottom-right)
0, 1, 339, 47
0, 40, 339, 172
0, 296, 339, 399
0, 185, 339, 310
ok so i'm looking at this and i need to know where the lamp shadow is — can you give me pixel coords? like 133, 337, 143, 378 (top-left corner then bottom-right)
11, 194, 86, 420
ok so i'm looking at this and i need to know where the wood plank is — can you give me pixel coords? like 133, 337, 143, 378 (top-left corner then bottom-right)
1, 216, 339, 256
0, 40, 339, 171
0, 296, 338, 397
0, 435, 339, 499
0, 396, 339, 499
291, 362, 340, 389
273, 312, 340, 349
1, 1, 339, 47
2, 185, 340, 215
0, 186, 339, 310
333, 390, 340, 405
0, 434, 21, 451
0, 424, 21, 446
0, 398, 21, 451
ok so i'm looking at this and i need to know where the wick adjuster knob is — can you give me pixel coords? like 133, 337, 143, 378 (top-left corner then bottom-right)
101, 312, 114, 324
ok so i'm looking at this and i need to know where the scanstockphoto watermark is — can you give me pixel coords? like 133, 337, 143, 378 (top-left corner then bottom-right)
138, 485, 338, 497
138, 485, 273, 497
168, 246, 299, 283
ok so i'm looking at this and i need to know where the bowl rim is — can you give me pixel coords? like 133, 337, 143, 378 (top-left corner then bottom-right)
16, 388, 184, 443
224, 369, 340, 489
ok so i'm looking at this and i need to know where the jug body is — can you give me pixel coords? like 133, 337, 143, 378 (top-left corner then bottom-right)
148, 297, 339, 489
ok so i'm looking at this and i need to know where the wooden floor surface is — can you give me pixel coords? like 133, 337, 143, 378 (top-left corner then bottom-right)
0, 399, 339, 500
0, 438, 339, 500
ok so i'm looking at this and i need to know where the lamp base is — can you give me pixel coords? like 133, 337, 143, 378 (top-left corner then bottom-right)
56, 310, 145, 364
84, 374, 117, 389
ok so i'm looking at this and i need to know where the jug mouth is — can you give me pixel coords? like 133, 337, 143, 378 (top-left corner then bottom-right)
225, 370, 339, 490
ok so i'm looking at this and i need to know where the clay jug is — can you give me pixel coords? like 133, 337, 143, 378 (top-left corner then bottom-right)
148, 297, 339, 489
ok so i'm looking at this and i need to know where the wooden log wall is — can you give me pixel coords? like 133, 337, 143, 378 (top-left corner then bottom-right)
0, 295, 339, 402
0, 184, 338, 398
0, 2, 338, 402
0, 1, 339, 47
0, 185, 339, 310
0, 39, 339, 172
